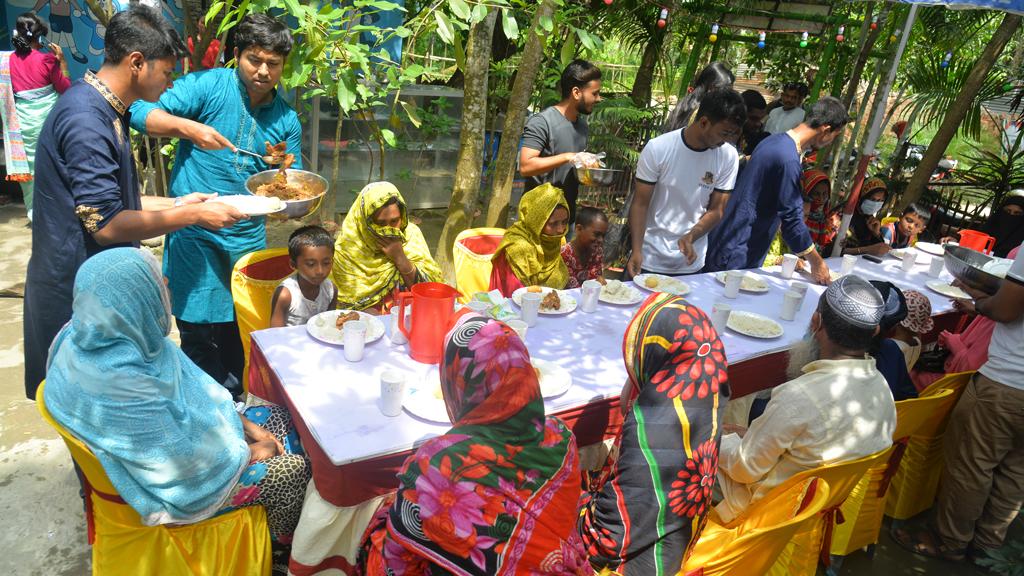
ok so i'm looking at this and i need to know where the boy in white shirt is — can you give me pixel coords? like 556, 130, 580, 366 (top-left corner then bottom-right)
626, 88, 744, 277
270, 225, 338, 327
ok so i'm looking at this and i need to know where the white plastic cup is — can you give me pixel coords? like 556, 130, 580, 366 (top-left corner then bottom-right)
711, 301, 732, 330
379, 370, 406, 417
928, 255, 945, 278
901, 251, 917, 273
506, 319, 528, 341
580, 279, 601, 313
520, 292, 542, 327
466, 299, 491, 317
790, 282, 809, 307
781, 290, 802, 321
723, 271, 743, 299
343, 320, 367, 362
841, 254, 857, 276
781, 254, 800, 279
389, 307, 407, 345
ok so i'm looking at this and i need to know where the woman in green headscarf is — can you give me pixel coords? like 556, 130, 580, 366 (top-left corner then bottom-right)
489, 183, 570, 296
332, 182, 442, 312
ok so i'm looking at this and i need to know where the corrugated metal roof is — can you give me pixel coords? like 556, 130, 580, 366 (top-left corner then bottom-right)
982, 91, 1021, 118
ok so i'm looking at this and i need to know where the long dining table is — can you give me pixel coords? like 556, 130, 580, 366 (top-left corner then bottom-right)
247, 253, 962, 575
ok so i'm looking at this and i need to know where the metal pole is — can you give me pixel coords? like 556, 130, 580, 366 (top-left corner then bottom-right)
831, 3, 918, 257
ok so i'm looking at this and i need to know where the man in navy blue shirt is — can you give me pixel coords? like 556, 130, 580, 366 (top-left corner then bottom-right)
23, 6, 241, 399
704, 97, 849, 285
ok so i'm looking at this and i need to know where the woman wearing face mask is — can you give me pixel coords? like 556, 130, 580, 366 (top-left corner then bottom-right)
843, 177, 890, 256
982, 194, 1024, 258
489, 183, 571, 296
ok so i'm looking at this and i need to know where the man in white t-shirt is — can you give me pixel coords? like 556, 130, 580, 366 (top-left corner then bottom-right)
895, 242, 1024, 561
764, 82, 808, 134
626, 89, 744, 277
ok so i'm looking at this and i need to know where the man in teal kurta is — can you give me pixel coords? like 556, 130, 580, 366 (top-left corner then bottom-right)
129, 14, 301, 395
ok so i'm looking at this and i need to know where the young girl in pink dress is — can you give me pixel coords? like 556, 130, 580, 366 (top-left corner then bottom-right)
1, 12, 70, 220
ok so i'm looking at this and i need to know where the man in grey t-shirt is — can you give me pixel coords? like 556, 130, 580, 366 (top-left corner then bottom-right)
519, 59, 602, 222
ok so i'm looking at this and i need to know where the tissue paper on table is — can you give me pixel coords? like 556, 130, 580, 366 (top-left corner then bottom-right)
470, 290, 517, 322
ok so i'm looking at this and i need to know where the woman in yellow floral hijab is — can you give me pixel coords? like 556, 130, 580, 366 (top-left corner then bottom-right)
332, 182, 442, 311
489, 183, 570, 296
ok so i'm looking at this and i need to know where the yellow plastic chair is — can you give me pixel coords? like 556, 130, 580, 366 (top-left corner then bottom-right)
37, 381, 272, 575
885, 371, 974, 520
452, 227, 505, 303
765, 448, 892, 576
231, 248, 294, 392
682, 478, 830, 576
830, 389, 957, 556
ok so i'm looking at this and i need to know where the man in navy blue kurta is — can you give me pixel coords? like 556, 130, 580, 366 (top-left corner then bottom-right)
704, 97, 850, 285
23, 6, 243, 399
129, 14, 300, 394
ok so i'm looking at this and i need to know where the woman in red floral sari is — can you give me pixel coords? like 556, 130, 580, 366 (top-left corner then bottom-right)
578, 293, 730, 575
359, 315, 588, 575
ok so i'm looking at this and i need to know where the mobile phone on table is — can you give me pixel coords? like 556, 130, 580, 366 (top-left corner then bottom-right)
862, 254, 884, 264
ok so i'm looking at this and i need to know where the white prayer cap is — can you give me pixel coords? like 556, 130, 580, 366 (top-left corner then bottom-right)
823, 275, 884, 329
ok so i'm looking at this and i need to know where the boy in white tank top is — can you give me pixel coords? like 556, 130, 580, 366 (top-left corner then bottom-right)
270, 225, 338, 327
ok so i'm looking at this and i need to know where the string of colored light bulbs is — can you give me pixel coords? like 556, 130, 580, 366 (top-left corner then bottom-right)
613, 3, 952, 67
703, 24, 849, 48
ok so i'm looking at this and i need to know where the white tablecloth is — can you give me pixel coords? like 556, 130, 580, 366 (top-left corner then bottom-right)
251, 253, 956, 467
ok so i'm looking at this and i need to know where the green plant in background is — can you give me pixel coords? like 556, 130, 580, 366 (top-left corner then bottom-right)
587, 96, 664, 168
159, 139, 179, 173
958, 118, 1024, 215
975, 536, 1024, 576
406, 96, 457, 191
899, 51, 1011, 141
419, 97, 457, 138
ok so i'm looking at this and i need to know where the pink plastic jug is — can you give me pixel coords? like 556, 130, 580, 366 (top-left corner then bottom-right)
396, 283, 462, 364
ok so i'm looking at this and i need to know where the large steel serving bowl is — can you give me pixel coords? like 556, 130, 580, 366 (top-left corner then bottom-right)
576, 166, 621, 187
943, 244, 1003, 295
245, 169, 328, 220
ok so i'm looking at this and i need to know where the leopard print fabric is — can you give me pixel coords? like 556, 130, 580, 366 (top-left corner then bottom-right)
221, 405, 311, 543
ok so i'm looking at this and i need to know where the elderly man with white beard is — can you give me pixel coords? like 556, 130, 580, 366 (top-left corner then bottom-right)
713, 275, 897, 523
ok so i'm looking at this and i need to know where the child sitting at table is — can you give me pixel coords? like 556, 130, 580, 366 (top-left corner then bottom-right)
270, 225, 338, 328
890, 290, 932, 371
882, 203, 929, 249
868, 281, 918, 401
561, 206, 608, 288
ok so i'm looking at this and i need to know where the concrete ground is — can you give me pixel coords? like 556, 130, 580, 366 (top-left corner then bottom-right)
0, 204, 90, 575
0, 201, 1018, 575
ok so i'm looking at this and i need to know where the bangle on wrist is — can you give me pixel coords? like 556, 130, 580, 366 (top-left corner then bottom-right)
398, 264, 415, 276
173, 197, 185, 207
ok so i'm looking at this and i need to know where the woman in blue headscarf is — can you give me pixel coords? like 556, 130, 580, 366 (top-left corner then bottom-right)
44, 247, 310, 541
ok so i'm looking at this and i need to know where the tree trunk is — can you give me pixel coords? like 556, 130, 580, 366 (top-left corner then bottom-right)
484, 0, 556, 228
630, 32, 664, 108
902, 13, 1022, 208
434, 10, 499, 281
832, 67, 879, 187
